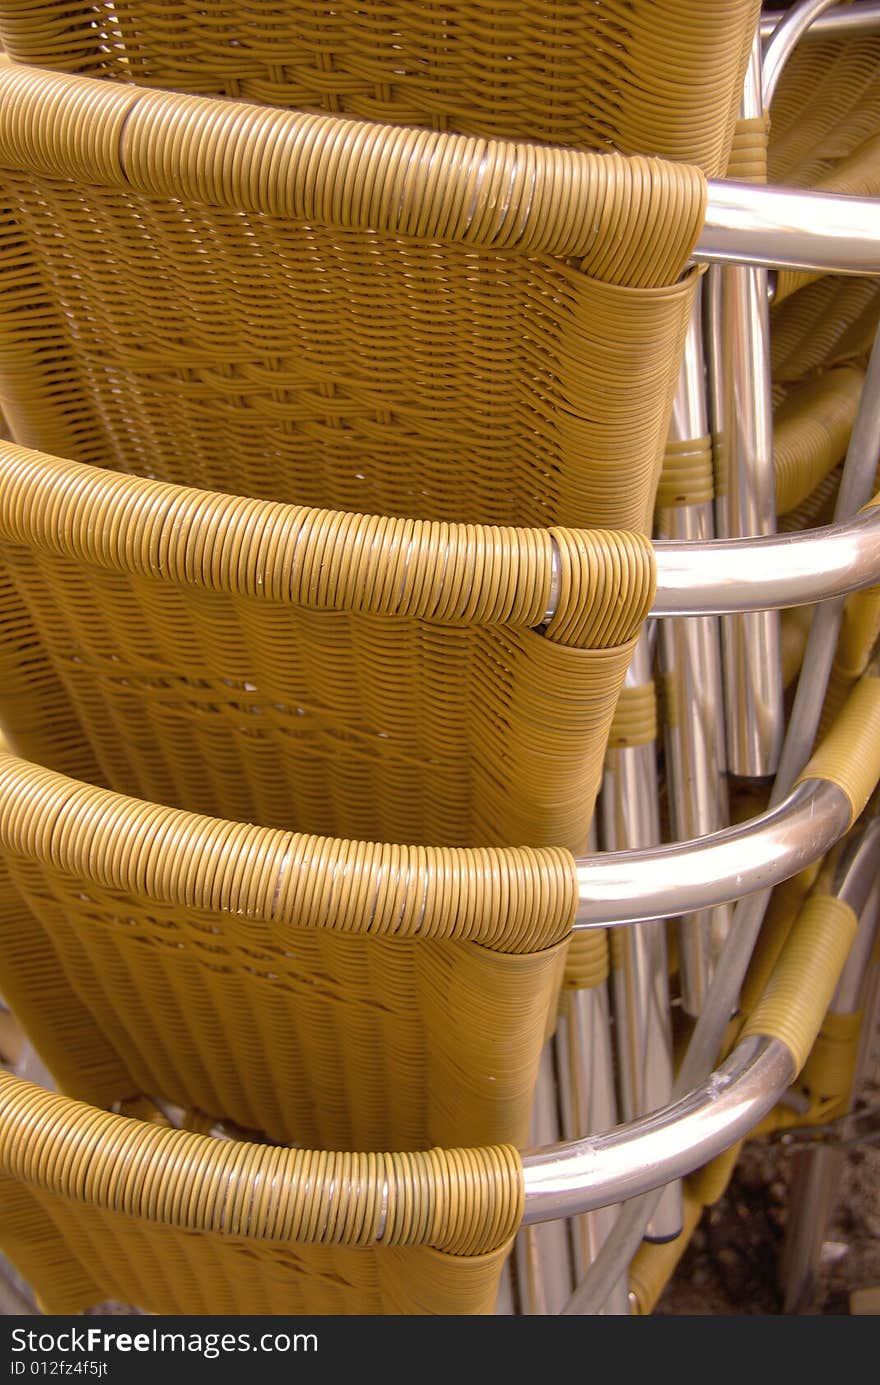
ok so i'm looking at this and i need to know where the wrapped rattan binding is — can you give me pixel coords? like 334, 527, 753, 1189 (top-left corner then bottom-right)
0, 442, 654, 853
0, 1, 761, 176
773, 366, 864, 517
0, 1069, 522, 1314
0, 62, 706, 290
0, 747, 576, 1149
0, 56, 703, 553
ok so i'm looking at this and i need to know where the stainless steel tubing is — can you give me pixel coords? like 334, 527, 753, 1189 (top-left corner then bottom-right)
711, 41, 784, 778
521, 1035, 796, 1223
563, 322, 880, 1305
658, 296, 732, 1013
573, 778, 852, 928
602, 633, 682, 1242
555, 986, 631, 1315
761, 0, 845, 108
515, 1043, 574, 1314
780, 1146, 843, 1313
651, 503, 880, 616
697, 185, 880, 275
761, 2, 880, 40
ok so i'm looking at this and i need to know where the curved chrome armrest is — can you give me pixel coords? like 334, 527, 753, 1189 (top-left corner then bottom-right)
521, 1035, 795, 1222
698, 182, 880, 275
526, 807, 880, 1225
651, 503, 880, 616
573, 779, 852, 928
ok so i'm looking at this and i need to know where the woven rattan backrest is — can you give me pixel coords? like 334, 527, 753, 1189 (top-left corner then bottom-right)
768, 32, 880, 369
0, 442, 654, 849
0, 62, 703, 537
0, 2, 761, 175
0, 60, 705, 795
768, 33, 880, 190
0, 1071, 522, 1314
0, 749, 575, 1147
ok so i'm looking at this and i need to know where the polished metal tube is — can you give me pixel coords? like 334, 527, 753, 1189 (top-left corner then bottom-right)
574, 778, 851, 928
522, 1036, 795, 1223
781, 1146, 842, 1314
515, 1043, 573, 1313
557, 502, 880, 621
658, 298, 732, 1013
761, 2, 880, 40
651, 503, 880, 615
698, 184, 880, 274
555, 986, 631, 1314
653, 316, 880, 618
602, 634, 682, 1242
710, 44, 784, 779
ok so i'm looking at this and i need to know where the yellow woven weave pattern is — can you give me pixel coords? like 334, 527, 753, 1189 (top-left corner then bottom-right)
0, 565, 101, 782
766, 33, 880, 375
0, 1, 761, 174
0, 1071, 523, 1313
0, 445, 653, 849
0, 824, 131, 1100
768, 36, 880, 189
0, 751, 574, 1144
773, 367, 864, 517
770, 277, 880, 387
0, 64, 702, 537
0, 1183, 512, 1315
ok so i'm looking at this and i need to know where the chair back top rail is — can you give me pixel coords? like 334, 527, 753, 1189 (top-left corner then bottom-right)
0, 59, 877, 277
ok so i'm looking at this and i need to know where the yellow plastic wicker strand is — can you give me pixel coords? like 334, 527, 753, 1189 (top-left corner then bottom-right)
0, 1, 761, 176
796, 674, 880, 827
0, 1071, 524, 1255
741, 894, 859, 1074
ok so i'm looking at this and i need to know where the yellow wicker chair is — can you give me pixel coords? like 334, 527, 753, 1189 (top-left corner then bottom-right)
0, 1, 876, 1319
0, 1068, 523, 1315
0, 55, 712, 791
0, 1, 761, 174
0, 744, 579, 1151
0, 440, 653, 850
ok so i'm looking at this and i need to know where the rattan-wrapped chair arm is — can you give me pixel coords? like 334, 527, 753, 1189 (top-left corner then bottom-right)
0, 754, 579, 954
2, 808, 867, 1238
0, 1070, 523, 1255
0, 779, 872, 1238
0, 444, 654, 650
0, 60, 705, 290
0, 60, 877, 282
8, 445, 880, 634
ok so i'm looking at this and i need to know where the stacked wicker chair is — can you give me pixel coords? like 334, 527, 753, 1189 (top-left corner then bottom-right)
0, 0, 877, 1317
